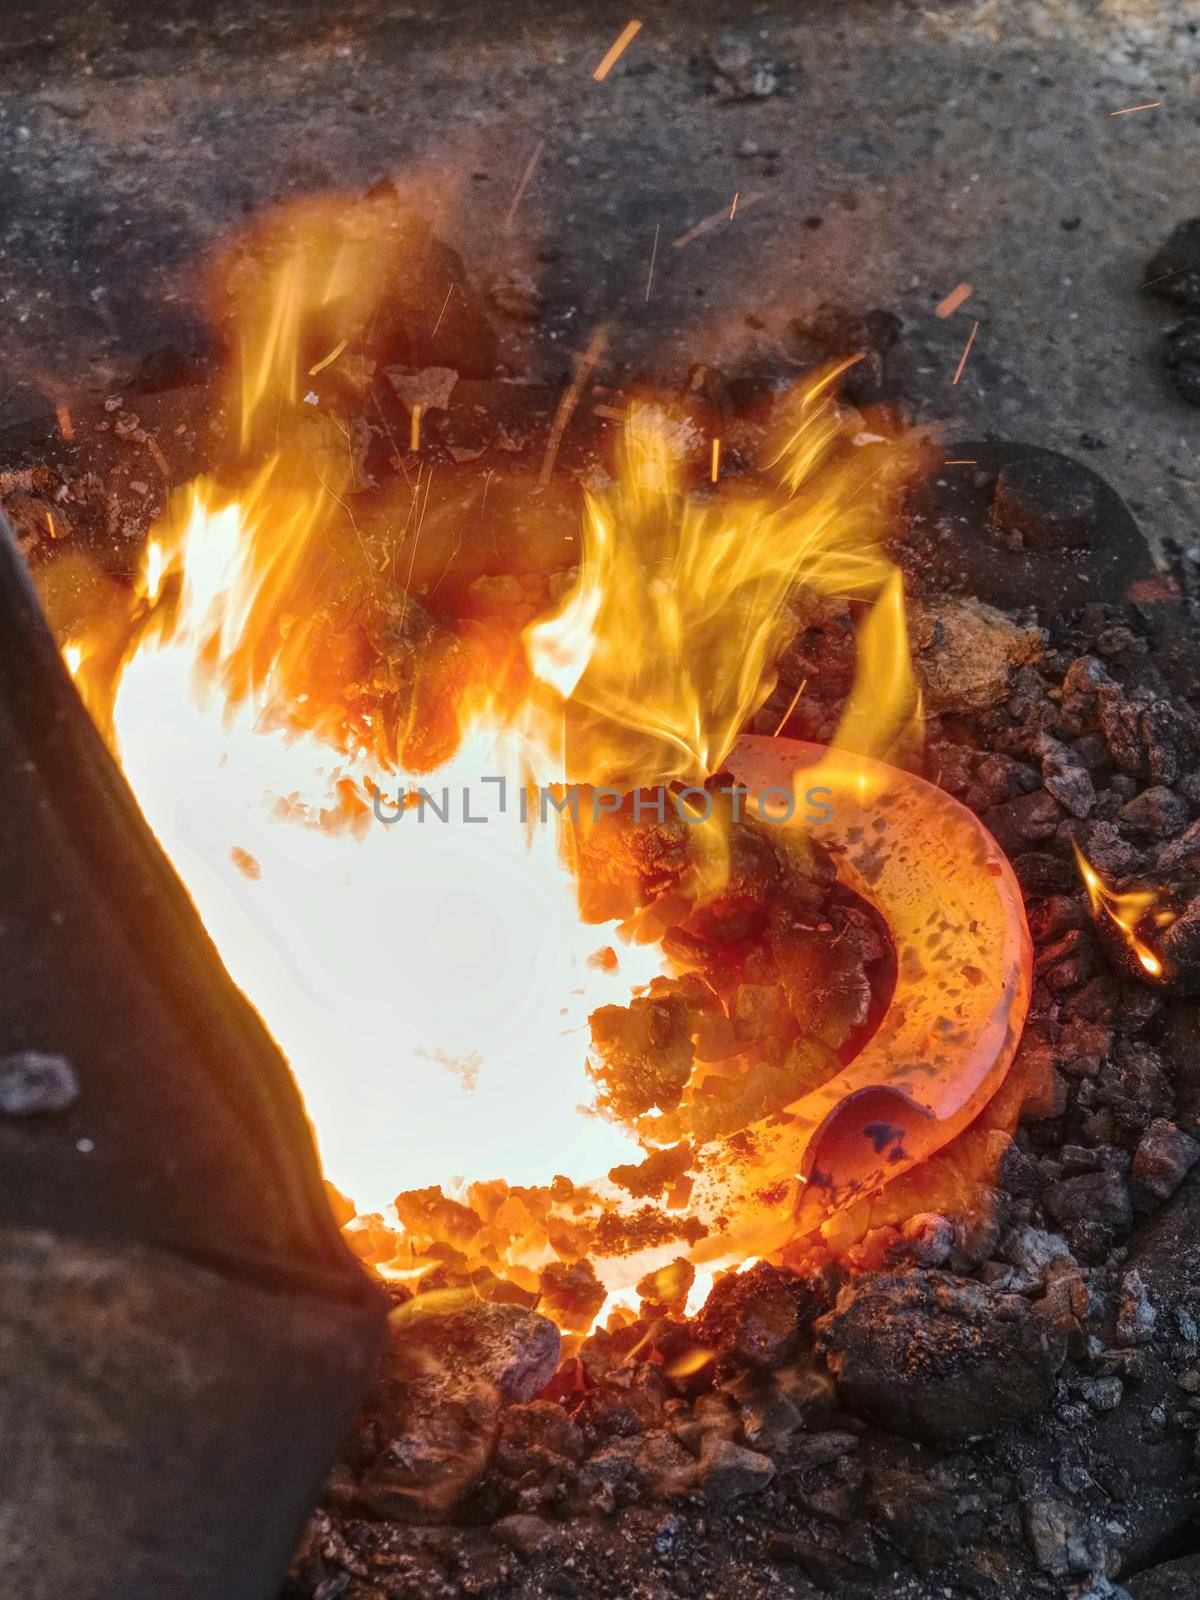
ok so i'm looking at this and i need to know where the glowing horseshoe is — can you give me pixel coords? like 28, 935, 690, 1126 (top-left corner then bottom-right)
593, 735, 1032, 1284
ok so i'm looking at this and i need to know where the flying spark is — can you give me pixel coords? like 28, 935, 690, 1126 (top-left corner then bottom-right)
952, 320, 980, 385
935, 282, 973, 318
411, 404, 422, 453
645, 221, 660, 302
710, 437, 721, 482
673, 191, 763, 250
1109, 101, 1162, 116
505, 138, 545, 231
593, 20, 642, 81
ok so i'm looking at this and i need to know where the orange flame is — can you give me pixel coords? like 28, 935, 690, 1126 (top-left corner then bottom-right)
1073, 842, 1164, 978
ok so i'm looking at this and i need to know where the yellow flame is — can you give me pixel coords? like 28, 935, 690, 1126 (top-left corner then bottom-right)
1073, 842, 1163, 977
524, 370, 918, 792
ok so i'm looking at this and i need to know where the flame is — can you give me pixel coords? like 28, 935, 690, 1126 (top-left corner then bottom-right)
59, 189, 936, 1316
1073, 842, 1164, 978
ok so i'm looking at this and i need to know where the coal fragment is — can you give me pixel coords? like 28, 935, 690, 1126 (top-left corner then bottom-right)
1128, 1553, 1200, 1599
698, 1434, 775, 1501
991, 455, 1101, 551
1131, 1119, 1200, 1212
1143, 218, 1200, 307
1022, 1496, 1106, 1577
0, 1050, 79, 1116
691, 1262, 818, 1368
1163, 319, 1200, 405
816, 1270, 1065, 1441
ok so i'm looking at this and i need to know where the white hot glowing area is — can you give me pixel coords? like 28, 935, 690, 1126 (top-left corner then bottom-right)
113, 618, 663, 1217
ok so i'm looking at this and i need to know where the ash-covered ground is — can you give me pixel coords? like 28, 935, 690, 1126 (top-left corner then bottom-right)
0, 0, 1197, 547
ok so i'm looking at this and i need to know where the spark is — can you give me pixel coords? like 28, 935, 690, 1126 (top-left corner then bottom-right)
1109, 101, 1162, 116
730, 190, 739, 219
645, 221, 660, 302
505, 138, 545, 231
935, 282, 972, 319
410, 404, 422, 454
592, 20, 642, 81
672, 191, 763, 250
55, 403, 74, 441
710, 437, 721, 482
771, 677, 807, 737
1139, 265, 1188, 292
540, 328, 606, 486
944, 458, 978, 465
308, 337, 348, 377
431, 283, 455, 335
952, 320, 980, 386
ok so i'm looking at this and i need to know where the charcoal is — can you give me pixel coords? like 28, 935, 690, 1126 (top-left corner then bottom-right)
1131, 1120, 1200, 1212
1161, 898, 1200, 993
1043, 1170, 1133, 1234
816, 1271, 1065, 1441
896, 1212, 955, 1267
1042, 744, 1097, 818
1164, 320, 1200, 405
697, 1434, 774, 1501
691, 1262, 817, 1369
1143, 218, 1200, 307
991, 456, 1102, 552
0, 1049, 79, 1115
494, 1401, 584, 1478
1128, 1554, 1200, 1598
1119, 785, 1189, 837
539, 1261, 606, 1334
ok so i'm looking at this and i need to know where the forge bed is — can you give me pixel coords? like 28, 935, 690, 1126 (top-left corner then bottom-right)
2, 5, 1200, 1600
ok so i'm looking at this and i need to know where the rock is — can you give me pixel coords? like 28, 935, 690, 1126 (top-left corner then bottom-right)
992, 456, 1101, 551
1119, 786, 1189, 838
691, 1262, 817, 1368
698, 1435, 775, 1501
911, 595, 1043, 715
1143, 218, 1200, 307
816, 1270, 1065, 1441
1128, 1553, 1200, 1599
0, 1050, 79, 1115
1163, 320, 1200, 406
1132, 1120, 1200, 1212
1022, 1496, 1106, 1577
1115, 1268, 1158, 1346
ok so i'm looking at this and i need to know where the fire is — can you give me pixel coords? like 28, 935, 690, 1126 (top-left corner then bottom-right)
54, 188, 1028, 1314
1073, 842, 1165, 978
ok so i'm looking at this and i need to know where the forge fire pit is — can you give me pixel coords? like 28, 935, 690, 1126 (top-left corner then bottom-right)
4, 26, 1200, 1599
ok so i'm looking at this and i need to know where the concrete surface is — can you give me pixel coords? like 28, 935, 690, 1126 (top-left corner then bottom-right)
0, 0, 1197, 543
